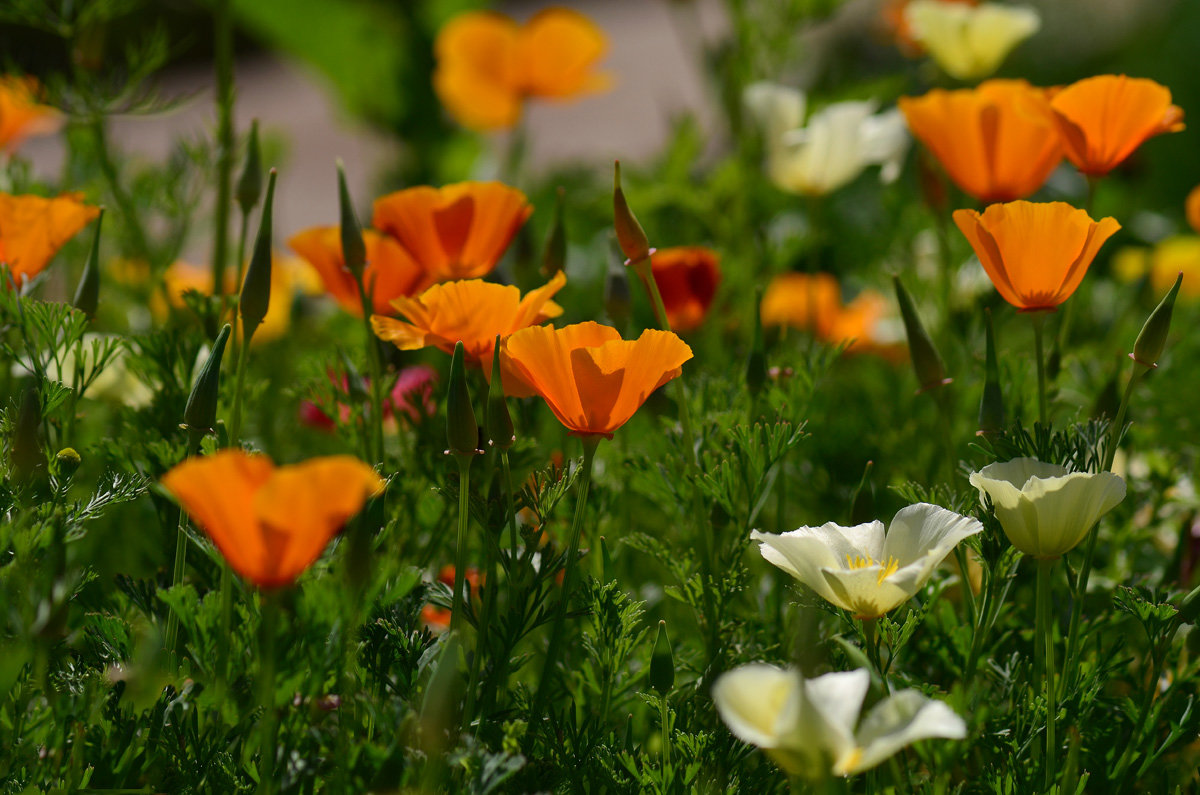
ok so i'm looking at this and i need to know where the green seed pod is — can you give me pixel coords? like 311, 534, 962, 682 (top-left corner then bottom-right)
893, 276, 951, 394
235, 120, 263, 215
649, 620, 674, 696
486, 336, 514, 451
613, 161, 650, 263
55, 448, 81, 480
337, 159, 367, 281
239, 169, 277, 343
977, 309, 1006, 435
72, 207, 104, 319
1132, 272, 1183, 368
183, 324, 232, 439
541, 187, 567, 278
746, 288, 767, 396
10, 386, 43, 484
446, 341, 479, 457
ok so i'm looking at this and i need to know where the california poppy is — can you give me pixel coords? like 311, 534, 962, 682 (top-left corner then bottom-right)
288, 226, 427, 316
953, 201, 1120, 311
903, 0, 1040, 81
501, 321, 692, 438
899, 80, 1063, 202
433, 7, 609, 131
0, 76, 62, 152
760, 272, 843, 335
372, 271, 565, 368
650, 246, 721, 332
825, 290, 906, 361
1049, 75, 1184, 176
373, 182, 532, 283
883, 0, 977, 56
161, 451, 383, 588
0, 193, 100, 286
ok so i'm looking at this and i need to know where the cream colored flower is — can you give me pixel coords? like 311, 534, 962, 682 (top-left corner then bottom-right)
905, 1, 1040, 81
713, 665, 966, 779
969, 457, 1126, 558
744, 83, 909, 196
14, 334, 154, 409
751, 503, 981, 618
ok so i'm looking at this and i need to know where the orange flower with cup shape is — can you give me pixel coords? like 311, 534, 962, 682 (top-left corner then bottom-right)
953, 201, 1120, 311
288, 226, 427, 316
372, 271, 566, 369
501, 321, 693, 438
433, 7, 610, 131
373, 182, 532, 283
0, 192, 100, 286
760, 273, 902, 358
649, 246, 721, 333
0, 76, 62, 152
1048, 75, 1184, 176
899, 80, 1063, 203
161, 451, 383, 588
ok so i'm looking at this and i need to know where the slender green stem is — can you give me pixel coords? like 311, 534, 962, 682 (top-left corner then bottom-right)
451, 454, 474, 634
1037, 558, 1058, 792
210, 0, 235, 295
90, 119, 153, 265
228, 207, 250, 322
257, 591, 281, 795
501, 451, 520, 555
531, 436, 599, 723
355, 278, 385, 467
659, 694, 672, 773
465, 512, 499, 730
164, 432, 202, 668
1031, 312, 1048, 428
1112, 628, 1176, 787
228, 337, 251, 447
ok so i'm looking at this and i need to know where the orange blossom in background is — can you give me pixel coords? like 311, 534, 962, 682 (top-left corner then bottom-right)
761, 273, 902, 359
0, 192, 100, 286
373, 181, 532, 282
953, 200, 1120, 311
1049, 75, 1184, 177
899, 80, 1063, 203
1185, 184, 1200, 234
288, 226, 427, 316
0, 76, 62, 152
434, 7, 609, 131
161, 451, 383, 589
649, 246, 721, 333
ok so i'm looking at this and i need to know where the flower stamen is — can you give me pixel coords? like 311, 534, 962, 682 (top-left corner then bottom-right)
845, 553, 901, 584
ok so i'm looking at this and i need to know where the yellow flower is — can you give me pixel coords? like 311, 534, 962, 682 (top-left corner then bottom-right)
905, 0, 1040, 81
1112, 236, 1200, 300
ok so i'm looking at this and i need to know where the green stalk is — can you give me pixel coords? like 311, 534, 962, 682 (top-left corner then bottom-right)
450, 454, 474, 634
501, 451, 521, 555
90, 119, 153, 265
228, 337, 251, 447
230, 207, 251, 321
355, 278, 385, 466
659, 694, 672, 773
1038, 558, 1058, 792
1031, 312, 1048, 428
164, 431, 203, 667
257, 591, 281, 795
465, 510, 499, 730
210, 0, 236, 295
531, 436, 600, 723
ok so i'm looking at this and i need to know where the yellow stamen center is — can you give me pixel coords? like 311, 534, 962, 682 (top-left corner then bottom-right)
844, 553, 901, 584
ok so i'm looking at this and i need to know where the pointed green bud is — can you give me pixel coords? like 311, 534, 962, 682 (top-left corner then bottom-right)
239, 168, 276, 343
54, 448, 81, 480
1132, 272, 1183, 368
486, 336, 514, 450
623, 713, 635, 755
604, 259, 631, 328
446, 341, 479, 457
893, 276, 951, 394
235, 120, 263, 215
183, 324, 231, 440
541, 187, 567, 278
613, 161, 650, 263
337, 159, 366, 281
649, 620, 674, 696
977, 309, 1005, 436
11, 386, 44, 484
746, 288, 767, 396
72, 207, 104, 319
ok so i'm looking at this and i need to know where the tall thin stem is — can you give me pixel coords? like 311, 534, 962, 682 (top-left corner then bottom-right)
355, 279, 385, 466
228, 337, 251, 446
164, 431, 203, 667
1038, 558, 1058, 792
451, 454, 474, 634
210, 0, 236, 295
257, 591, 281, 795
1031, 312, 1048, 427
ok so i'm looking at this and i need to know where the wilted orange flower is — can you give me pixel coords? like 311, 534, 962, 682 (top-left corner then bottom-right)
650, 246, 721, 332
0, 192, 100, 286
899, 80, 1063, 202
1049, 75, 1184, 176
434, 7, 609, 130
373, 182, 532, 283
502, 321, 692, 438
161, 451, 383, 588
0, 76, 62, 152
1186, 185, 1200, 234
953, 201, 1120, 311
372, 271, 566, 370
760, 272, 842, 335
288, 226, 427, 316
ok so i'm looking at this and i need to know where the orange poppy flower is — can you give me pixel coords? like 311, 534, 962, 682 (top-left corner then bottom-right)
373, 182, 532, 283
372, 271, 565, 368
434, 7, 610, 131
825, 290, 906, 361
759, 272, 842, 335
900, 80, 1063, 203
1048, 75, 1184, 176
650, 246, 721, 332
1186, 185, 1200, 234
953, 201, 1120, 311
0, 193, 100, 286
501, 321, 693, 438
0, 76, 62, 152
288, 226, 427, 316
161, 451, 383, 589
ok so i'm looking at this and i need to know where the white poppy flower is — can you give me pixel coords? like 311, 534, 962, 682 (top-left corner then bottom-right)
743, 83, 910, 196
969, 457, 1126, 558
751, 503, 982, 618
905, 1, 1040, 81
713, 665, 967, 778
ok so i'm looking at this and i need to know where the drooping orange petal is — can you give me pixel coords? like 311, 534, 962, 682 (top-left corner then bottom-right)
516, 7, 610, 99
759, 272, 842, 335
432, 11, 522, 131
0, 193, 100, 285
0, 76, 63, 152
288, 226, 361, 313
1049, 75, 1185, 176
953, 209, 1024, 308
650, 246, 721, 332
161, 451, 276, 584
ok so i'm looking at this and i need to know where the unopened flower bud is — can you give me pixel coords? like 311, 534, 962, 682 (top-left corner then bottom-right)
541, 187, 567, 278
239, 169, 277, 343
650, 620, 675, 696
613, 161, 650, 263
337, 159, 366, 281
236, 120, 263, 215
72, 208, 104, 320
183, 324, 232, 442
1131, 272, 1182, 368
894, 276, 951, 393
446, 341, 479, 457
55, 448, 81, 480
486, 337, 515, 450
977, 309, 1005, 435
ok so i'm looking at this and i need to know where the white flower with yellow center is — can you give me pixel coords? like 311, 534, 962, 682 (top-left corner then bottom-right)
713, 665, 967, 779
905, 1, 1040, 81
751, 503, 982, 618
969, 457, 1126, 559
